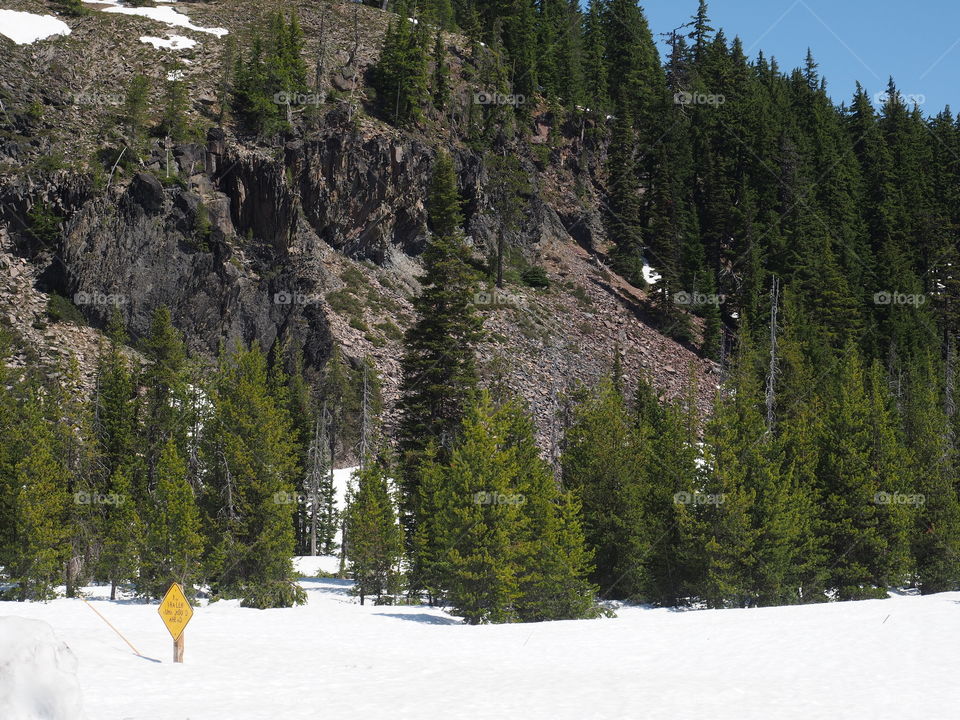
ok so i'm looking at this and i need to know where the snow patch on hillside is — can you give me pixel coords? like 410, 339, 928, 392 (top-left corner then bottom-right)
0, 617, 83, 719
97, 4, 228, 37
642, 263, 661, 285
0, 10, 71, 45
139, 34, 196, 50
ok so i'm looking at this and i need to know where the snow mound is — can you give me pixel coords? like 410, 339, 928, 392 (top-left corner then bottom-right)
101, 5, 227, 37
293, 555, 341, 577
0, 10, 71, 45
642, 263, 661, 285
0, 617, 82, 720
140, 34, 196, 50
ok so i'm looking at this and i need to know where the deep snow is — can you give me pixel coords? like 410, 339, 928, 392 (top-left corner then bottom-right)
2, 581, 959, 718
3, 465, 956, 718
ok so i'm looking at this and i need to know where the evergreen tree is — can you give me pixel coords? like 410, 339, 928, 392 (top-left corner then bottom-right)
5, 394, 69, 601
159, 66, 190, 142
420, 393, 597, 623
141, 306, 190, 495
373, 15, 429, 125
561, 379, 650, 600
817, 342, 894, 598
94, 309, 136, 483
345, 457, 404, 604
98, 463, 143, 600
905, 355, 960, 593
604, 113, 645, 285
122, 74, 151, 148
398, 152, 483, 548
140, 438, 203, 598
201, 342, 304, 607
431, 29, 450, 111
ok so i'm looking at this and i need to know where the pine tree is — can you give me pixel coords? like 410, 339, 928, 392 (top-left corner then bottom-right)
159, 66, 190, 142
6, 396, 69, 601
98, 463, 143, 600
431, 29, 450, 111
201, 342, 304, 607
505, 402, 597, 621
561, 379, 650, 600
604, 113, 645, 285
817, 342, 894, 598
122, 74, 151, 149
642, 388, 701, 606
905, 354, 960, 593
141, 306, 190, 495
345, 457, 404, 604
398, 152, 483, 549
94, 309, 136, 483
423, 393, 522, 623
373, 15, 429, 125
140, 437, 203, 598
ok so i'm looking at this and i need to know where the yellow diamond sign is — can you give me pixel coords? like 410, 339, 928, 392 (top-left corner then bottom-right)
158, 583, 193, 641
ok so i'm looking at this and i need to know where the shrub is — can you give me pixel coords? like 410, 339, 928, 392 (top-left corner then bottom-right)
47, 294, 85, 325
521, 266, 551, 289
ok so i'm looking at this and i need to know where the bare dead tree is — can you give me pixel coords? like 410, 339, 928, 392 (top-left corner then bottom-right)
765, 275, 780, 433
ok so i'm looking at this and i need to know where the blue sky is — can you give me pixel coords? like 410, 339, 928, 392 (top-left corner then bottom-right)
641, 0, 960, 114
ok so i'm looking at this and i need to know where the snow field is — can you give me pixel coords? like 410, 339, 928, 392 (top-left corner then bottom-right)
2, 582, 959, 718
0, 10, 71, 45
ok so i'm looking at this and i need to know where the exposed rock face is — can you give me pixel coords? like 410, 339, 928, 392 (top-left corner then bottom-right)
0, 0, 720, 454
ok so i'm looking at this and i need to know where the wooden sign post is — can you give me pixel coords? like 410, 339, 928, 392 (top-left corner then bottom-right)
158, 582, 194, 663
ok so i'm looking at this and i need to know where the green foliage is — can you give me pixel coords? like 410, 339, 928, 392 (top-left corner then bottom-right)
46, 293, 85, 325
398, 152, 483, 554
372, 15, 429, 125
562, 379, 650, 600
520, 266, 550, 288
345, 458, 404, 604
232, 11, 308, 136
6, 417, 70, 601
97, 464, 143, 598
122, 75, 151, 147
159, 68, 190, 142
26, 199, 62, 246
140, 438, 204, 598
417, 393, 598, 623
52, 0, 87, 17
201, 341, 303, 607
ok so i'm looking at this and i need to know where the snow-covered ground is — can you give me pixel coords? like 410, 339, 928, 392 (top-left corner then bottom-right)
2, 582, 959, 718
0, 10, 71, 45
6, 464, 955, 718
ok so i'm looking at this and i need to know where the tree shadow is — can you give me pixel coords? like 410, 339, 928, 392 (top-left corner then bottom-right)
372, 612, 461, 625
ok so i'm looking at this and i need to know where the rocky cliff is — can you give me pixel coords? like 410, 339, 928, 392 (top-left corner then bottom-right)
0, 0, 720, 452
